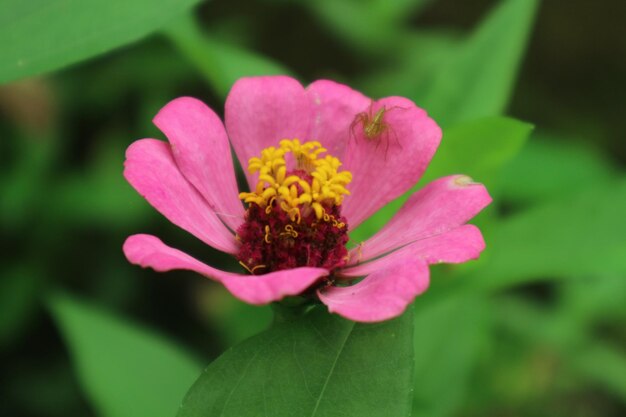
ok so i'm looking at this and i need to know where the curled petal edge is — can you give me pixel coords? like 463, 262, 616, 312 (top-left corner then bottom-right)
124, 234, 329, 305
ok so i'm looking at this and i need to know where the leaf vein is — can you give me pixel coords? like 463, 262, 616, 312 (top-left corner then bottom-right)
309, 321, 356, 417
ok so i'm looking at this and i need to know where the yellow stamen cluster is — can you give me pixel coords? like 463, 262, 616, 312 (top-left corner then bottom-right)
239, 139, 352, 221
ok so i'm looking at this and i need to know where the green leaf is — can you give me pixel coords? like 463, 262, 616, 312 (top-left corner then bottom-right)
422, 116, 533, 191
48, 293, 202, 417
417, 0, 539, 126
351, 117, 532, 243
499, 134, 617, 205
178, 305, 414, 417
0, 0, 202, 84
165, 14, 291, 98
474, 178, 626, 289
413, 296, 489, 417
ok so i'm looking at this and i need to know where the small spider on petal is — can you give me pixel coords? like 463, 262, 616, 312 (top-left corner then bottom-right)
349, 102, 404, 156
123, 75, 492, 323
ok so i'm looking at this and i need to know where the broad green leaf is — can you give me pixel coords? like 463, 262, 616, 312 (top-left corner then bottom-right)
178, 305, 414, 417
351, 117, 532, 243
0, 0, 201, 84
413, 296, 489, 417
417, 0, 539, 126
499, 134, 616, 205
165, 15, 291, 98
55, 42, 195, 114
473, 178, 626, 290
49, 293, 201, 417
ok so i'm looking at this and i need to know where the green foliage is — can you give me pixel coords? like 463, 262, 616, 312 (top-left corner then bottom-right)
417, 0, 539, 126
0, 131, 58, 229
412, 296, 489, 417
52, 137, 150, 227
357, 31, 459, 98
0, 0, 201, 84
496, 295, 626, 404
164, 14, 291, 99
306, 0, 432, 53
48, 293, 202, 417
0, 265, 40, 349
562, 274, 626, 326
499, 135, 617, 205
573, 341, 626, 401
178, 305, 414, 417
475, 178, 626, 289
422, 116, 533, 191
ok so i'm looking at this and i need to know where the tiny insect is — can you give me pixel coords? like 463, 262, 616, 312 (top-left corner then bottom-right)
349, 102, 404, 155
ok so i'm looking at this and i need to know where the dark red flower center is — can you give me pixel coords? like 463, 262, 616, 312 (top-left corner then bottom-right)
236, 201, 349, 274
236, 139, 353, 275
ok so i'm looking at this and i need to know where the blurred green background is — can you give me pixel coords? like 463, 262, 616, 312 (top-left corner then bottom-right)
1, 0, 625, 416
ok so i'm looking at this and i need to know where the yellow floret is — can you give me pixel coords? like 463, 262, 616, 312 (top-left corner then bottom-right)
239, 139, 352, 220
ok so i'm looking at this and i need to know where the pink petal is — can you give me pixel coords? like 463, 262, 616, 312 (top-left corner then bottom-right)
318, 259, 429, 323
124, 234, 329, 305
225, 76, 312, 189
153, 97, 244, 231
306, 79, 370, 160
341, 225, 485, 277
350, 175, 492, 264
341, 97, 442, 229
124, 139, 238, 255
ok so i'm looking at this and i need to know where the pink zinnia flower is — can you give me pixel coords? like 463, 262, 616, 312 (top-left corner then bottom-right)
123, 76, 491, 322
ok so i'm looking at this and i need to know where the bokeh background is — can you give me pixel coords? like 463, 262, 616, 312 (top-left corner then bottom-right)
1, 0, 625, 416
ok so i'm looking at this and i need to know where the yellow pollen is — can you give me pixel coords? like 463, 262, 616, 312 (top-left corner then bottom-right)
239, 139, 352, 220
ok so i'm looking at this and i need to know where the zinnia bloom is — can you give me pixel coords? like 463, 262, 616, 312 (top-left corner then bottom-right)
123, 76, 491, 322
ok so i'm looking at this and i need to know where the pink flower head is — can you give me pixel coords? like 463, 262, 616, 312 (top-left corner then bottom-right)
123, 76, 492, 322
